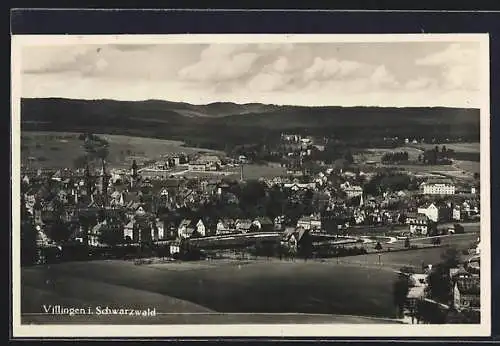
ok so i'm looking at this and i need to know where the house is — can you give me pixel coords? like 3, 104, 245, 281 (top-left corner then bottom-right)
417, 202, 439, 222
235, 219, 253, 233
169, 241, 181, 256
216, 218, 235, 235
89, 221, 106, 247
177, 219, 206, 238
189, 155, 221, 171
273, 215, 285, 230
151, 219, 165, 241
452, 206, 462, 221
24, 190, 37, 214
251, 217, 274, 232
405, 273, 428, 310
453, 276, 480, 312
123, 220, 135, 241
135, 205, 147, 217
188, 162, 208, 171
194, 219, 206, 237
284, 182, 316, 191
296, 214, 322, 231
406, 212, 429, 235
281, 228, 298, 252
178, 219, 194, 239
343, 185, 363, 199
420, 179, 456, 195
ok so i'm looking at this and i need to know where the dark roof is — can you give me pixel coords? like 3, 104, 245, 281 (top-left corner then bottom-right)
255, 216, 273, 225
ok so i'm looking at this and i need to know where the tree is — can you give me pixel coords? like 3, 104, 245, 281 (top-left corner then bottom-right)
404, 237, 410, 249
249, 223, 260, 233
298, 230, 313, 261
45, 219, 71, 244
432, 236, 442, 246
427, 247, 460, 305
393, 271, 411, 318
453, 223, 465, 234
416, 299, 447, 324
21, 219, 38, 266
99, 226, 122, 246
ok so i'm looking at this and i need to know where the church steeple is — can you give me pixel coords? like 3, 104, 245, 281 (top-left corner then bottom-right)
130, 160, 139, 188
99, 159, 110, 204
132, 160, 138, 178
85, 161, 93, 197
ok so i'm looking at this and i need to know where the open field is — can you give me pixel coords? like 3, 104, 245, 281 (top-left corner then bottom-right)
355, 146, 424, 163
412, 142, 480, 153
452, 160, 481, 175
22, 259, 400, 323
21, 131, 222, 170
20, 227, 479, 324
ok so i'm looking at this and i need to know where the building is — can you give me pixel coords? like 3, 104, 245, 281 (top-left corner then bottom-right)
296, 214, 322, 231
453, 276, 480, 312
340, 182, 363, 198
406, 212, 429, 235
420, 179, 456, 195
405, 273, 428, 311
235, 219, 252, 233
283, 182, 316, 191
417, 202, 439, 222
178, 219, 194, 239
124, 221, 134, 241
189, 155, 221, 171
177, 219, 206, 238
216, 219, 236, 235
251, 217, 274, 232
151, 219, 165, 241
188, 162, 208, 171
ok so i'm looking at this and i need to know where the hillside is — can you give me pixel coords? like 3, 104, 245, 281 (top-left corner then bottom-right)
20, 98, 481, 149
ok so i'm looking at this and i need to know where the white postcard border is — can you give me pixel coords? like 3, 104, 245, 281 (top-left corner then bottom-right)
11, 33, 491, 338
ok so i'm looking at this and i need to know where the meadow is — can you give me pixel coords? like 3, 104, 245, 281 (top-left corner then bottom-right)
21, 238, 475, 325
22, 259, 400, 323
414, 142, 480, 153
21, 131, 222, 170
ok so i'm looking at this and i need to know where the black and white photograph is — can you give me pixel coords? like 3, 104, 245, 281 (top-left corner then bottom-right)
11, 34, 491, 337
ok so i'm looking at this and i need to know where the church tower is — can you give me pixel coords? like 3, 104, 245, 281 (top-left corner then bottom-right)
130, 160, 139, 188
85, 162, 93, 198
99, 159, 111, 205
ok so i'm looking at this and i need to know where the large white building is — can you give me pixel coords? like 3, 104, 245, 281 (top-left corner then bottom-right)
421, 179, 455, 195
417, 203, 439, 222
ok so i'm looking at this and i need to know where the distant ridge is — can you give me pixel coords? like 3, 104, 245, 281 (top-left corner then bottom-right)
20, 97, 480, 148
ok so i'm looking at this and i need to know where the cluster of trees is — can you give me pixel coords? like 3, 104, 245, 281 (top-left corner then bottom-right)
421, 146, 453, 165
314, 245, 368, 258
310, 143, 355, 165
364, 172, 417, 196
428, 247, 461, 305
381, 151, 409, 163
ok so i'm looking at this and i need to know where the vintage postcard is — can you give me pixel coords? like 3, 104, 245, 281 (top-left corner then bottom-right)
11, 33, 491, 338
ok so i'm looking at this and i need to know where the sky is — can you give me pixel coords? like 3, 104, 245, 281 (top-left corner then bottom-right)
21, 41, 482, 108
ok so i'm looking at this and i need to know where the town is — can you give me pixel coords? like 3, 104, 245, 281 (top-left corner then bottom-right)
20, 130, 481, 324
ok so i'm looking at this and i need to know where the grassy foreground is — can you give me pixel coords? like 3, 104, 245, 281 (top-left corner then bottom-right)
22, 259, 399, 324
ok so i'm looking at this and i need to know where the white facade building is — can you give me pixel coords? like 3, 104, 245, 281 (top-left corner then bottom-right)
417, 203, 439, 222
421, 181, 456, 195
